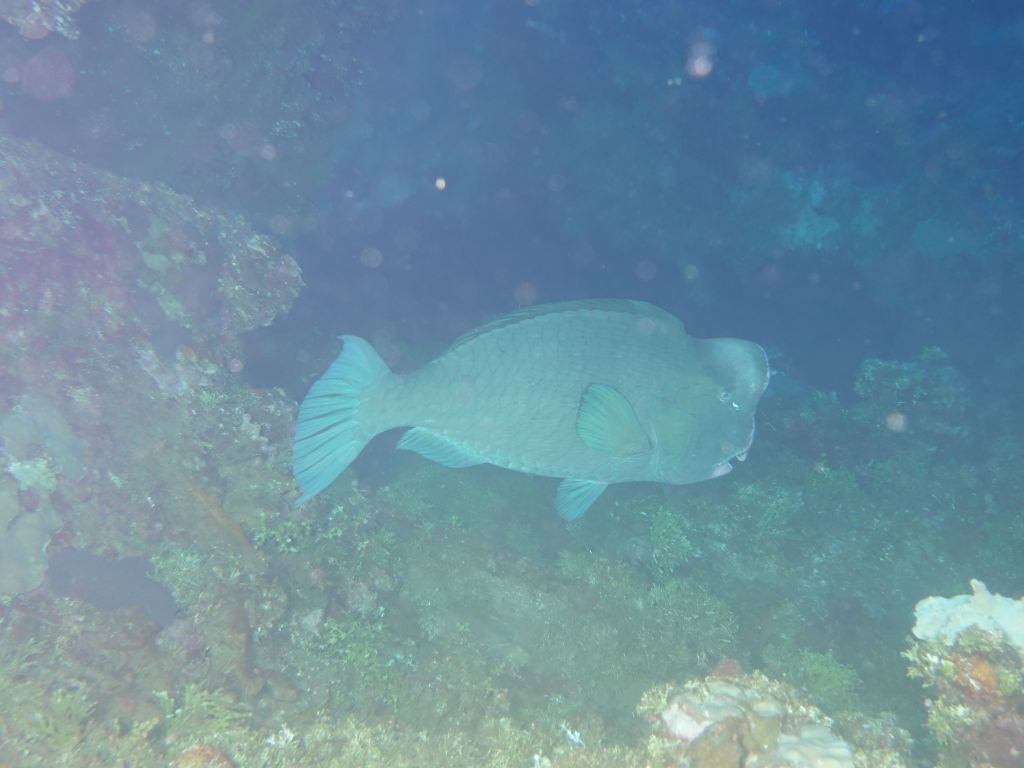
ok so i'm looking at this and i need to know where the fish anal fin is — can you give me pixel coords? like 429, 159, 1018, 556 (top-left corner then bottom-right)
575, 383, 651, 457
397, 427, 483, 468
555, 478, 609, 521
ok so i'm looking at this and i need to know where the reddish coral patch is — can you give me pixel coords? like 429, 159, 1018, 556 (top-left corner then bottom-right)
169, 744, 236, 768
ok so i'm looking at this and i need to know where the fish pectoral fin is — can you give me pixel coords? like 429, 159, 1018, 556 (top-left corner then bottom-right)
397, 427, 484, 468
555, 479, 609, 521
575, 383, 651, 457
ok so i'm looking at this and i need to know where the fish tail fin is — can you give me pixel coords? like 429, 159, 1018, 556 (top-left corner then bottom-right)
293, 335, 390, 503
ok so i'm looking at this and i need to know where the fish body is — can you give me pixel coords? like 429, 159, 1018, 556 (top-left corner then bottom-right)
293, 300, 769, 519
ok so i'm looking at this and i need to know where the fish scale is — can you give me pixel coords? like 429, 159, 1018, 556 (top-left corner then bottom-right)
293, 300, 769, 519
383, 306, 672, 477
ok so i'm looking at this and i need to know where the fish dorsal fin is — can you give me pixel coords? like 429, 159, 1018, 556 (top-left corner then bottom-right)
556, 478, 609, 520
446, 299, 680, 354
575, 383, 651, 457
397, 427, 484, 468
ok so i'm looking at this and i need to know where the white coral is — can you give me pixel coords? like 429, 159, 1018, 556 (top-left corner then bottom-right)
912, 579, 1024, 649
755, 725, 853, 768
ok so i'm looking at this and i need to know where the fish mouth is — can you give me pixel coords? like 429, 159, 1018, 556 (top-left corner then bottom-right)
719, 428, 755, 464
710, 431, 753, 478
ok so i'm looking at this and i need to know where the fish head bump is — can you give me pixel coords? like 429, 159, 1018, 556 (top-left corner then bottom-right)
656, 337, 770, 483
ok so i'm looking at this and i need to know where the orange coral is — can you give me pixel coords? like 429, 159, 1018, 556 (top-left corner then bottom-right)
969, 657, 999, 693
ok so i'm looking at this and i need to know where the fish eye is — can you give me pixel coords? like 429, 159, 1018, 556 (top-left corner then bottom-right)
718, 389, 732, 403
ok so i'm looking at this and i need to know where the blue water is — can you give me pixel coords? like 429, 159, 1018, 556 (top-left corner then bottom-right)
1, 1, 1022, 765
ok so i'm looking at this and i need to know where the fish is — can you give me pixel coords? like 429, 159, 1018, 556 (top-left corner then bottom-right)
293, 299, 769, 520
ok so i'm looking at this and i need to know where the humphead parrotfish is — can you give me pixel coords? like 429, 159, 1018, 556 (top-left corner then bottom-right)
293, 299, 769, 519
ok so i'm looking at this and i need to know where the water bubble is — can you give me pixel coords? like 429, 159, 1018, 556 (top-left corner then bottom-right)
687, 52, 713, 78
547, 174, 566, 193
190, 4, 223, 28
448, 55, 484, 92
119, 8, 157, 44
635, 260, 657, 281
268, 215, 291, 235
514, 281, 538, 306
885, 412, 908, 433
21, 47, 75, 102
686, 30, 718, 79
19, 13, 50, 40
360, 247, 384, 269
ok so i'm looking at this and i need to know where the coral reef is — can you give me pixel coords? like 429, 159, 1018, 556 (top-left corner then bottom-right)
905, 581, 1024, 768
913, 579, 1024, 649
0, 133, 304, 761
0, 133, 300, 598
639, 670, 910, 768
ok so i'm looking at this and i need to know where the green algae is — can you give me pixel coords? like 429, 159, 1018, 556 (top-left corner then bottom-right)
156, 684, 251, 754
0, 636, 94, 764
6, 456, 58, 492
763, 642, 864, 713
647, 503, 701, 578
150, 546, 210, 607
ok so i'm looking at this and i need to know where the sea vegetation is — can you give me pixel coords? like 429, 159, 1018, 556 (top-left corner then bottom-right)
761, 642, 864, 714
